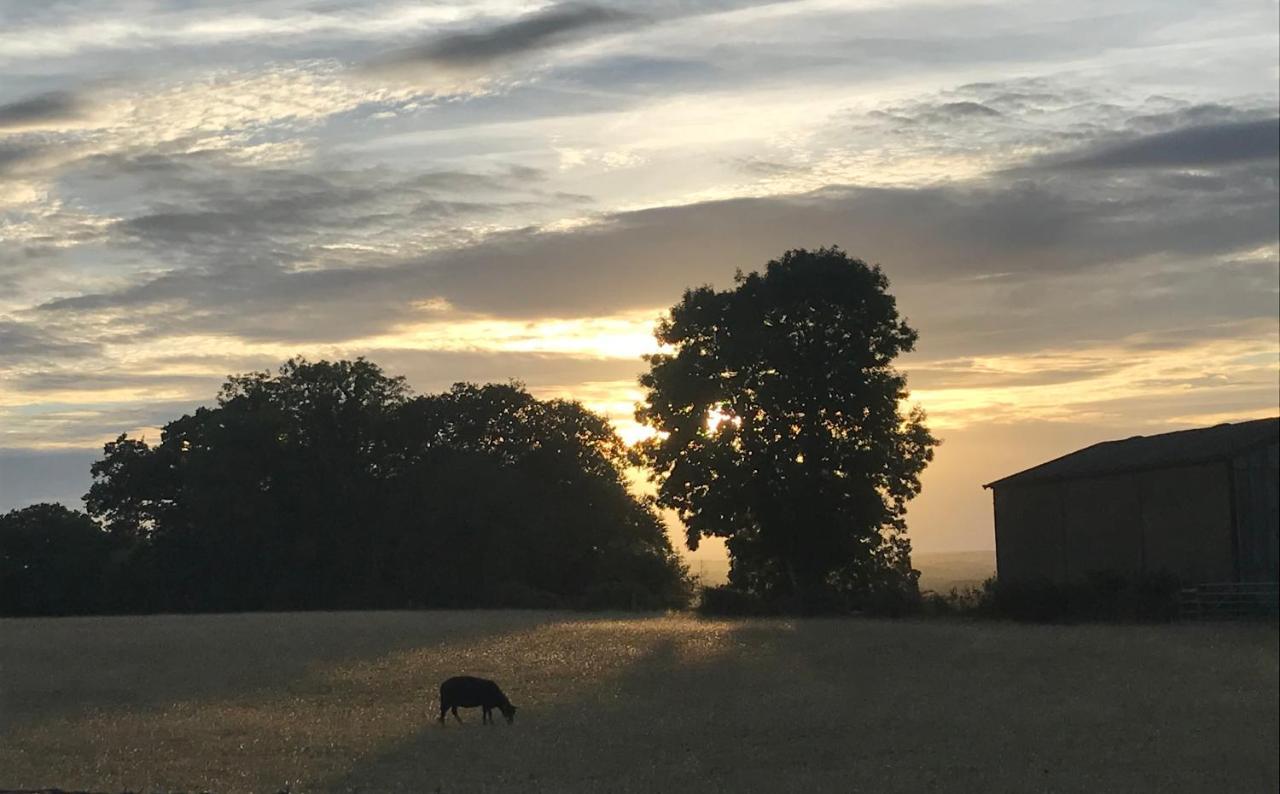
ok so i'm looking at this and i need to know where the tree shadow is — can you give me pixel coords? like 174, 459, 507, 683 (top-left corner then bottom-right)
326, 617, 798, 792
0, 610, 569, 732
328, 617, 1280, 793
7, 615, 1275, 793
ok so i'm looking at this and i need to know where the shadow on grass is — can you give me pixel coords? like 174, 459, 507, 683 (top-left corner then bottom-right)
5, 615, 1276, 793
330, 617, 1280, 794
0, 611, 608, 791
326, 618, 799, 792
0, 610, 569, 732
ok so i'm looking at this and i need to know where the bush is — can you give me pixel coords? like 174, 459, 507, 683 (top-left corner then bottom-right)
919, 582, 991, 617
925, 573, 1183, 622
859, 580, 922, 618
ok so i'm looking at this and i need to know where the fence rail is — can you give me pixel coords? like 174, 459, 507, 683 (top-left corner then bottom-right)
1178, 582, 1279, 619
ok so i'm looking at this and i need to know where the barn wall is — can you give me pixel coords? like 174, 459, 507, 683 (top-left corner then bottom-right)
1137, 463, 1233, 582
1233, 443, 1280, 583
1062, 475, 1143, 579
994, 484, 1066, 583
993, 462, 1236, 584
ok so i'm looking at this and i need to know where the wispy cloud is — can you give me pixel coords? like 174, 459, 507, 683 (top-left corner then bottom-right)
1029, 117, 1280, 171
373, 3, 636, 74
0, 320, 101, 364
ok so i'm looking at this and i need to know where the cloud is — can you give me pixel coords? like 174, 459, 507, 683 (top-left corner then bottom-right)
50, 149, 574, 282
0, 140, 46, 175
349, 349, 648, 394
0, 321, 100, 364
31, 150, 1277, 356
1122, 103, 1256, 133
549, 54, 722, 94
935, 101, 1001, 118
0, 344, 653, 448
730, 156, 811, 178
10, 370, 221, 397
418, 168, 1277, 318
0, 398, 207, 448
1032, 117, 1280, 171
0, 90, 86, 131
908, 358, 1125, 390
871, 100, 1002, 126
369, 3, 635, 77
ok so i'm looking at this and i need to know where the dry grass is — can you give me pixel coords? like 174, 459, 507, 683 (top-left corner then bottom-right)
1, 611, 1276, 793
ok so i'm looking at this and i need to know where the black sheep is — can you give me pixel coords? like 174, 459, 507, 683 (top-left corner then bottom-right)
439, 675, 518, 724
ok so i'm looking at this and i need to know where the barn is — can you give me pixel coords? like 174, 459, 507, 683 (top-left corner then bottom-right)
985, 417, 1279, 586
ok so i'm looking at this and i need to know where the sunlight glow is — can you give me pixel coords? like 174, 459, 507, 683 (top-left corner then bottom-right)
365, 311, 665, 359
909, 329, 1280, 430
705, 406, 742, 434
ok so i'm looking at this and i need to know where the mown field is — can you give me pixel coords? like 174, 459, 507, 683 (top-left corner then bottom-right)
1, 611, 1276, 793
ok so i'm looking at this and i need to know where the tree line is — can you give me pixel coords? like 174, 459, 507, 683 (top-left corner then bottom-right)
3, 365, 692, 614
2, 248, 936, 616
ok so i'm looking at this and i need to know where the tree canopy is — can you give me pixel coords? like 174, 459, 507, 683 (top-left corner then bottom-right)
0, 503, 119, 616
636, 247, 937, 612
50, 358, 691, 615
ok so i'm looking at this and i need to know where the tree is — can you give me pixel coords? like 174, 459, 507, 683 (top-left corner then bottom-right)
86, 358, 411, 610
83, 359, 691, 612
384, 383, 690, 608
0, 503, 117, 615
636, 247, 937, 612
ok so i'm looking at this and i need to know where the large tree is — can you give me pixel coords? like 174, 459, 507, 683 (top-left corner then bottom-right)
637, 247, 937, 611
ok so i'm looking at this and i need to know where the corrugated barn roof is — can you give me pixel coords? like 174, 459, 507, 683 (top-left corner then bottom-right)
984, 416, 1280, 489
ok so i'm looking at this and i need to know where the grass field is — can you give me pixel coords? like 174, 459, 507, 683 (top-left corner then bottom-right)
1, 612, 1276, 793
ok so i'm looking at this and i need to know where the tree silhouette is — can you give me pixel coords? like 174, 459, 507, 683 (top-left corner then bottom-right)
74, 359, 691, 614
637, 247, 937, 612
0, 503, 118, 615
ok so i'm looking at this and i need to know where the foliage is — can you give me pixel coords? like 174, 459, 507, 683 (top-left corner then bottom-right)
920, 574, 1184, 622
66, 358, 692, 615
637, 247, 937, 612
0, 503, 119, 616
985, 573, 1183, 622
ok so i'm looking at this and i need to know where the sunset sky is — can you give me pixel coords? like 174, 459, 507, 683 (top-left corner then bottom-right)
1, 0, 1277, 556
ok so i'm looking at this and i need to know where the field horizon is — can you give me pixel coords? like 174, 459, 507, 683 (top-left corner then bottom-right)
685, 549, 997, 593
2, 610, 1275, 793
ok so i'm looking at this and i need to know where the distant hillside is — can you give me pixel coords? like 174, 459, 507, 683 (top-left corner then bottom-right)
914, 550, 996, 594
687, 557, 731, 586
685, 550, 996, 594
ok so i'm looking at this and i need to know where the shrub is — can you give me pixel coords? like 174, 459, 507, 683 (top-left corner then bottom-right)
859, 580, 922, 618
919, 583, 991, 617
942, 573, 1183, 622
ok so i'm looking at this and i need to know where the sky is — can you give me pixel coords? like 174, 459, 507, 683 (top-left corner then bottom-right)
1, 0, 1277, 557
